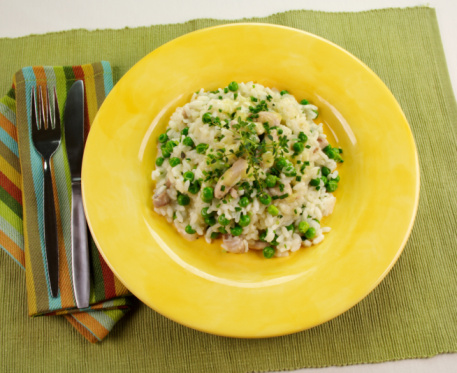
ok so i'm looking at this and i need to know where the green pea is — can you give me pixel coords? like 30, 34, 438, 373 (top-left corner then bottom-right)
158, 133, 168, 143
230, 225, 243, 236
177, 194, 190, 206
202, 112, 212, 124
292, 142, 305, 155
258, 193, 272, 205
300, 99, 309, 105
218, 214, 230, 226
169, 157, 181, 167
313, 110, 319, 118
323, 145, 331, 155
286, 223, 295, 232
305, 227, 317, 239
329, 149, 339, 160
155, 157, 164, 167
321, 176, 328, 185
239, 214, 251, 227
323, 145, 343, 162
265, 175, 277, 188
201, 207, 211, 218
188, 182, 200, 194
280, 90, 289, 96
333, 175, 340, 182
161, 146, 171, 158
204, 216, 216, 226
210, 232, 221, 239
183, 171, 194, 182
310, 178, 321, 187
183, 136, 194, 147
181, 128, 189, 136
201, 187, 214, 203
228, 81, 239, 92
298, 132, 308, 142
196, 143, 209, 154
298, 221, 310, 234
323, 145, 334, 159
321, 167, 331, 177
185, 225, 196, 234
165, 140, 177, 153
267, 205, 279, 216
325, 180, 338, 193
263, 246, 275, 258
239, 196, 250, 207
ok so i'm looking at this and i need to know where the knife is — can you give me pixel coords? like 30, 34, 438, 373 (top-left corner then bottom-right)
64, 80, 90, 308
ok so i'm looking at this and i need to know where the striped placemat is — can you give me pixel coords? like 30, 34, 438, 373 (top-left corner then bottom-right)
0, 62, 133, 342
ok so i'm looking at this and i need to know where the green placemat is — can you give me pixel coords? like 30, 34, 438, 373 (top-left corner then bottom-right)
1, 6, 457, 372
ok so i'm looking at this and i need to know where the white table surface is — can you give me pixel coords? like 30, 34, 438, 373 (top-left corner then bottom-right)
1, 1, 455, 372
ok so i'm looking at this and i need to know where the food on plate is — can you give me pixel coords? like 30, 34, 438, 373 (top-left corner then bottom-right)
151, 82, 343, 258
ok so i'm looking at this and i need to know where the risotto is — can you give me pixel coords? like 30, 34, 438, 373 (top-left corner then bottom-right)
151, 82, 343, 258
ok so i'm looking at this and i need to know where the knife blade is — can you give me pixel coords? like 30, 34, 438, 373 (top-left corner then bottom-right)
64, 80, 90, 309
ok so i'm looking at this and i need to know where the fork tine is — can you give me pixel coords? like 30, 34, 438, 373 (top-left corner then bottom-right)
39, 86, 46, 129
46, 87, 53, 129
53, 87, 61, 134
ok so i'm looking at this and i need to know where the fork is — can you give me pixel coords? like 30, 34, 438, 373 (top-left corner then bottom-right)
31, 86, 62, 298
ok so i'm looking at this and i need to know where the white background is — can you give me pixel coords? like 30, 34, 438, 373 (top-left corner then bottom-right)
1, 1, 455, 372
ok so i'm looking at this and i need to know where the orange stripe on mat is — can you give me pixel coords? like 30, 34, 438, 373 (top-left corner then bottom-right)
64, 315, 99, 343
32, 66, 47, 82
71, 312, 109, 341
0, 112, 18, 141
0, 230, 24, 266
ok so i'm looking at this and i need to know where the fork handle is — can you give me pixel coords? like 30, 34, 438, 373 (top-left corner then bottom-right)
71, 181, 90, 308
43, 158, 59, 297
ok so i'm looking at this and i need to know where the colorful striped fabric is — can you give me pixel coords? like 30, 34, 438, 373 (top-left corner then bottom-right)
0, 62, 133, 343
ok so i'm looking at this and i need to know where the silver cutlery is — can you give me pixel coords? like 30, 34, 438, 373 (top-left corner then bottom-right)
64, 80, 90, 309
31, 86, 61, 298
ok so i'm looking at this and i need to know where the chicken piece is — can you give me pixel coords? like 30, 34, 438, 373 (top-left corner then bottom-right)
255, 111, 281, 127
247, 240, 269, 250
222, 234, 248, 253
317, 136, 329, 149
230, 188, 239, 199
269, 183, 292, 197
153, 188, 170, 207
214, 158, 248, 199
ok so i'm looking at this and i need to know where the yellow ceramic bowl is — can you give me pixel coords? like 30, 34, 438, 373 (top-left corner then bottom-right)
82, 24, 419, 337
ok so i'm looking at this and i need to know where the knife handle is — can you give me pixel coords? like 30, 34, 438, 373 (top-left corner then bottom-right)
71, 181, 90, 308
43, 158, 59, 297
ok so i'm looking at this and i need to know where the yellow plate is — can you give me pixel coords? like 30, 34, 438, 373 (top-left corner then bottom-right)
82, 24, 419, 337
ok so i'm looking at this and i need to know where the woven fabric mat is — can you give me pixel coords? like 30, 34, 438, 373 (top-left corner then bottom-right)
1, 7, 457, 373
